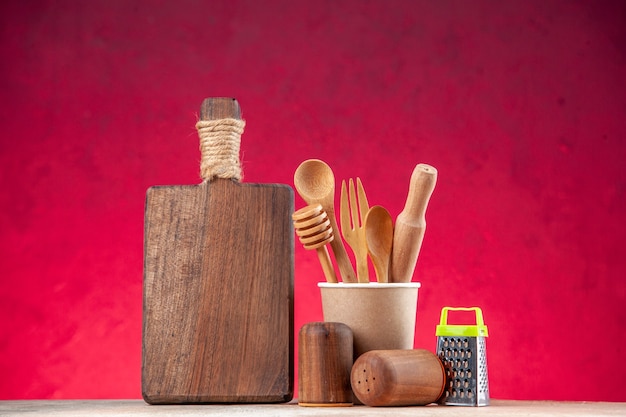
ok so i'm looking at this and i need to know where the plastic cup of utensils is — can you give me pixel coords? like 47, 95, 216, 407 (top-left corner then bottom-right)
318, 282, 421, 359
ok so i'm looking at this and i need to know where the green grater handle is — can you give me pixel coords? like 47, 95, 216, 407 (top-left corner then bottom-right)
436, 307, 488, 337
439, 307, 485, 326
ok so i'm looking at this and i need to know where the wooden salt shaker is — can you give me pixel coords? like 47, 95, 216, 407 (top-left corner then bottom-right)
351, 349, 445, 406
298, 322, 354, 407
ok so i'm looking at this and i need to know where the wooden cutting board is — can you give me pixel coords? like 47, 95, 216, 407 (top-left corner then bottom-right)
142, 98, 294, 404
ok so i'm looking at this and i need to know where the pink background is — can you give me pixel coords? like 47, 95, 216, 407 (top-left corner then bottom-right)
1, 0, 625, 401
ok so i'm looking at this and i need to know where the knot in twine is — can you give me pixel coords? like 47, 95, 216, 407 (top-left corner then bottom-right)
195, 118, 245, 182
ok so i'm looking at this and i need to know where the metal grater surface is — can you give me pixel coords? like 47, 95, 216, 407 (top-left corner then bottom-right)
437, 336, 489, 406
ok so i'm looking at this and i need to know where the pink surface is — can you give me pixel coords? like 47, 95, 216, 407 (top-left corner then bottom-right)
1, 0, 625, 401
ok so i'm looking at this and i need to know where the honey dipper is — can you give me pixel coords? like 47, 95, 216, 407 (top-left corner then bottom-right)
293, 204, 338, 283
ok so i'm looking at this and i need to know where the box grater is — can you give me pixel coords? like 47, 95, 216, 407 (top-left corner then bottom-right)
435, 307, 489, 406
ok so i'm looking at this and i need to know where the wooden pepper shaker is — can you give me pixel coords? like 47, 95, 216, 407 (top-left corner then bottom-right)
351, 349, 445, 406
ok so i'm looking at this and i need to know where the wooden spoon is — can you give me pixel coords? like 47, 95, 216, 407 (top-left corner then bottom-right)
364, 205, 394, 283
294, 159, 356, 283
292, 204, 337, 283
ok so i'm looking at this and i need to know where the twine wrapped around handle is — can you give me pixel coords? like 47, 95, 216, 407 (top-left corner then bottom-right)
196, 118, 246, 182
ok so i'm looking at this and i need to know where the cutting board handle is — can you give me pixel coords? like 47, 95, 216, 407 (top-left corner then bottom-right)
196, 97, 246, 182
200, 97, 241, 120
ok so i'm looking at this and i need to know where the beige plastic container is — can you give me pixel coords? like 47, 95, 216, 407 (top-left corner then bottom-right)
318, 282, 420, 359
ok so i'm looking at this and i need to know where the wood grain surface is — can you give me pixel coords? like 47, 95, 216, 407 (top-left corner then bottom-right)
142, 98, 294, 404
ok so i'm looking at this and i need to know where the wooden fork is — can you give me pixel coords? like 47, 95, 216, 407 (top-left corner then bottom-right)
340, 177, 370, 283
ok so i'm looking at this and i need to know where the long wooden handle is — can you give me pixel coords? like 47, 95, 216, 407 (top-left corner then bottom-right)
390, 164, 437, 283
196, 97, 245, 183
316, 246, 338, 283
324, 204, 357, 283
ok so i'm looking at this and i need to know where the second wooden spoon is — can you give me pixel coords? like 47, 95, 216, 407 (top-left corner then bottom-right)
294, 159, 356, 283
364, 205, 394, 283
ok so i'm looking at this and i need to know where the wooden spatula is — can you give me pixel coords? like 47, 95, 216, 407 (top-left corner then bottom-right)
142, 98, 294, 404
